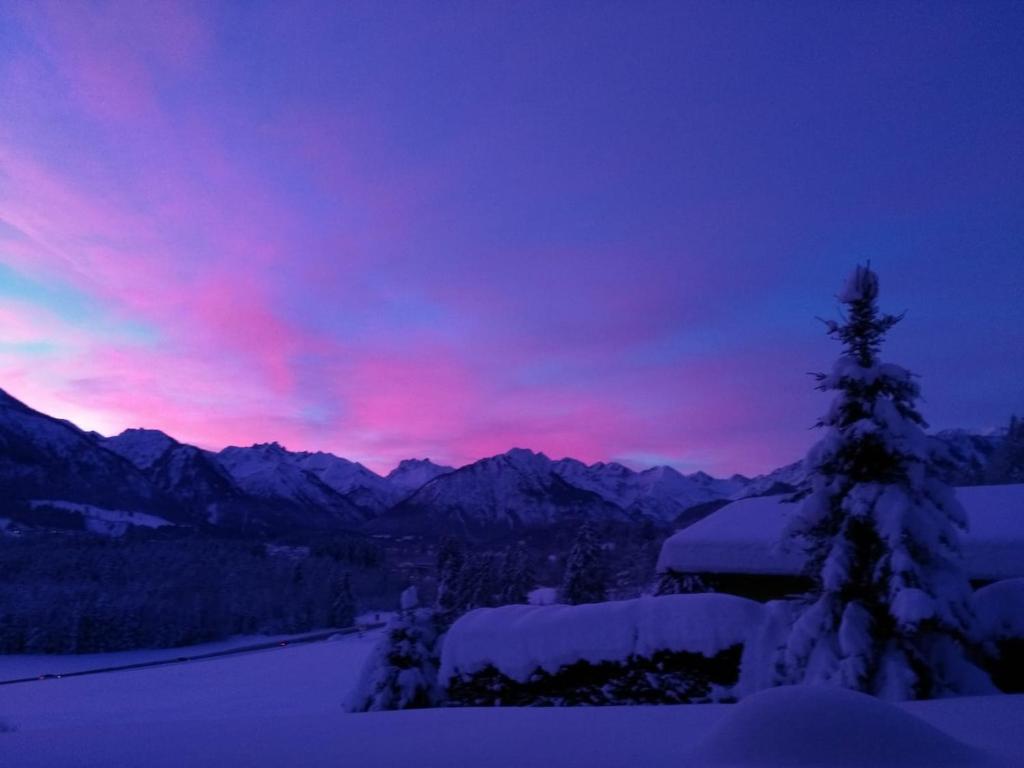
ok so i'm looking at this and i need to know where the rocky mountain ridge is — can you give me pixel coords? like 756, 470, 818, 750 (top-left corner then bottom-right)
1, 387, 1012, 540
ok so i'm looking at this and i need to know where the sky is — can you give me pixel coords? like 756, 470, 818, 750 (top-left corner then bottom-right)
0, 1, 1022, 476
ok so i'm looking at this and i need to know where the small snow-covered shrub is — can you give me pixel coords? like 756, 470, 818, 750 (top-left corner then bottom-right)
655, 568, 812, 602
655, 569, 711, 596
973, 578, 1024, 693
346, 587, 442, 712
445, 646, 743, 706
439, 594, 762, 706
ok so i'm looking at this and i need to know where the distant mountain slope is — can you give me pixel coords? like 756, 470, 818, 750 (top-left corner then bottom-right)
376, 448, 629, 536
932, 429, 1002, 485
386, 458, 454, 493
1, 385, 1012, 540
735, 461, 805, 499
215, 443, 369, 527
730, 431, 1005, 501
102, 428, 177, 469
550, 459, 747, 523
103, 429, 248, 525
291, 451, 397, 513
0, 388, 168, 519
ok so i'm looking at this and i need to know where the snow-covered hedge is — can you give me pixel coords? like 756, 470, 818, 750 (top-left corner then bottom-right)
439, 594, 763, 705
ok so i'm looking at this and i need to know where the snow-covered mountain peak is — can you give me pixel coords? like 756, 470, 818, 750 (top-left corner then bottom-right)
291, 450, 396, 510
219, 443, 294, 476
639, 465, 683, 481
377, 448, 627, 536
294, 450, 360, 472
212, 442, 385, 520
0, 387, 164, 515
250, 441, 290, 455
504, 447, 545, 459
500, 447, 552, 472
586, 460, 633, 477
386, 458, 454, 492
104, 428, 177, 469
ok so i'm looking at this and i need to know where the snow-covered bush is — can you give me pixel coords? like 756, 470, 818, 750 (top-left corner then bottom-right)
445, 648, 742, 706
439, 594, 762, 705
558, 520, 608, 605
779, 265, 992, 699
345, 587, 441, 712
973, 578, 1024, 693
435, 537, 536, 616
655, 570, 711, 596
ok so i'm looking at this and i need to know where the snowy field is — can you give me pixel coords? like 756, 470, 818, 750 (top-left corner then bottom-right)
1, 630, 1022, 767
0, 631, 346, 681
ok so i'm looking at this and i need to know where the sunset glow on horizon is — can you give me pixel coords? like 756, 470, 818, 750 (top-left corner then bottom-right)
1, 1, 1022, 475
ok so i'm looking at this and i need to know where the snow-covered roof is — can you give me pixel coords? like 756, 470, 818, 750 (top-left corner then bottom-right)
656, 484, 1024, 582
439, 593, 763, 684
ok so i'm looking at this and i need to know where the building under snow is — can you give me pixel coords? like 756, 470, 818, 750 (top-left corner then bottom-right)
656, 484, 1024, 601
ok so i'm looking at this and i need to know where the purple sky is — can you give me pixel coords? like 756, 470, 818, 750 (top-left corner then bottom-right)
1, 1, 1022, 475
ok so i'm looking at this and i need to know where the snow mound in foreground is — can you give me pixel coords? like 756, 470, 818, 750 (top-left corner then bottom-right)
687, 685, 995, 767
440, 593, 762, 683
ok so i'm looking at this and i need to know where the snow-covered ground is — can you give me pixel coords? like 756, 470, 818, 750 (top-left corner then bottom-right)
27, 500, 174, 536
0, 631, 380, 736
1, 629, 1022, 767
0, 630, 373, 681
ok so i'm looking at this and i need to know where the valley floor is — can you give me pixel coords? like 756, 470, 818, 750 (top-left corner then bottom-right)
1, 631, 1021, 768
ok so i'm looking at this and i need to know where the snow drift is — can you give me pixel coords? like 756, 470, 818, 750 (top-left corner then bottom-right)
687, 685, 998, 767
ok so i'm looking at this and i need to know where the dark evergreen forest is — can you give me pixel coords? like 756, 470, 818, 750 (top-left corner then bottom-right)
0, 529, 400, 653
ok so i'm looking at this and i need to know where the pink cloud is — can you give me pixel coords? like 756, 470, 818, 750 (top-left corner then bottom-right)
12, 0, 210, 124
0, 3, 839, 479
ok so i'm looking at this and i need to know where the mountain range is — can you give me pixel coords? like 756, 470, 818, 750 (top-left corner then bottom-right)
0, 386, 1010, 540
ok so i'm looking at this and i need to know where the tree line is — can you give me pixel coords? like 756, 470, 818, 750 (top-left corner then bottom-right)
0, 532, 398, 653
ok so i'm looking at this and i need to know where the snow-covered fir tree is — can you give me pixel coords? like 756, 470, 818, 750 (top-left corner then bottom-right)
779, 265, 992, 700
434, 538, 534, 615
499, 542, 535, 605
345, 586, 440, 712
460, 552, 501, 610
559, 520, 608, 605
986, 415, 1024, 484
434, 537, 466, 614
330, 573, 356, 628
